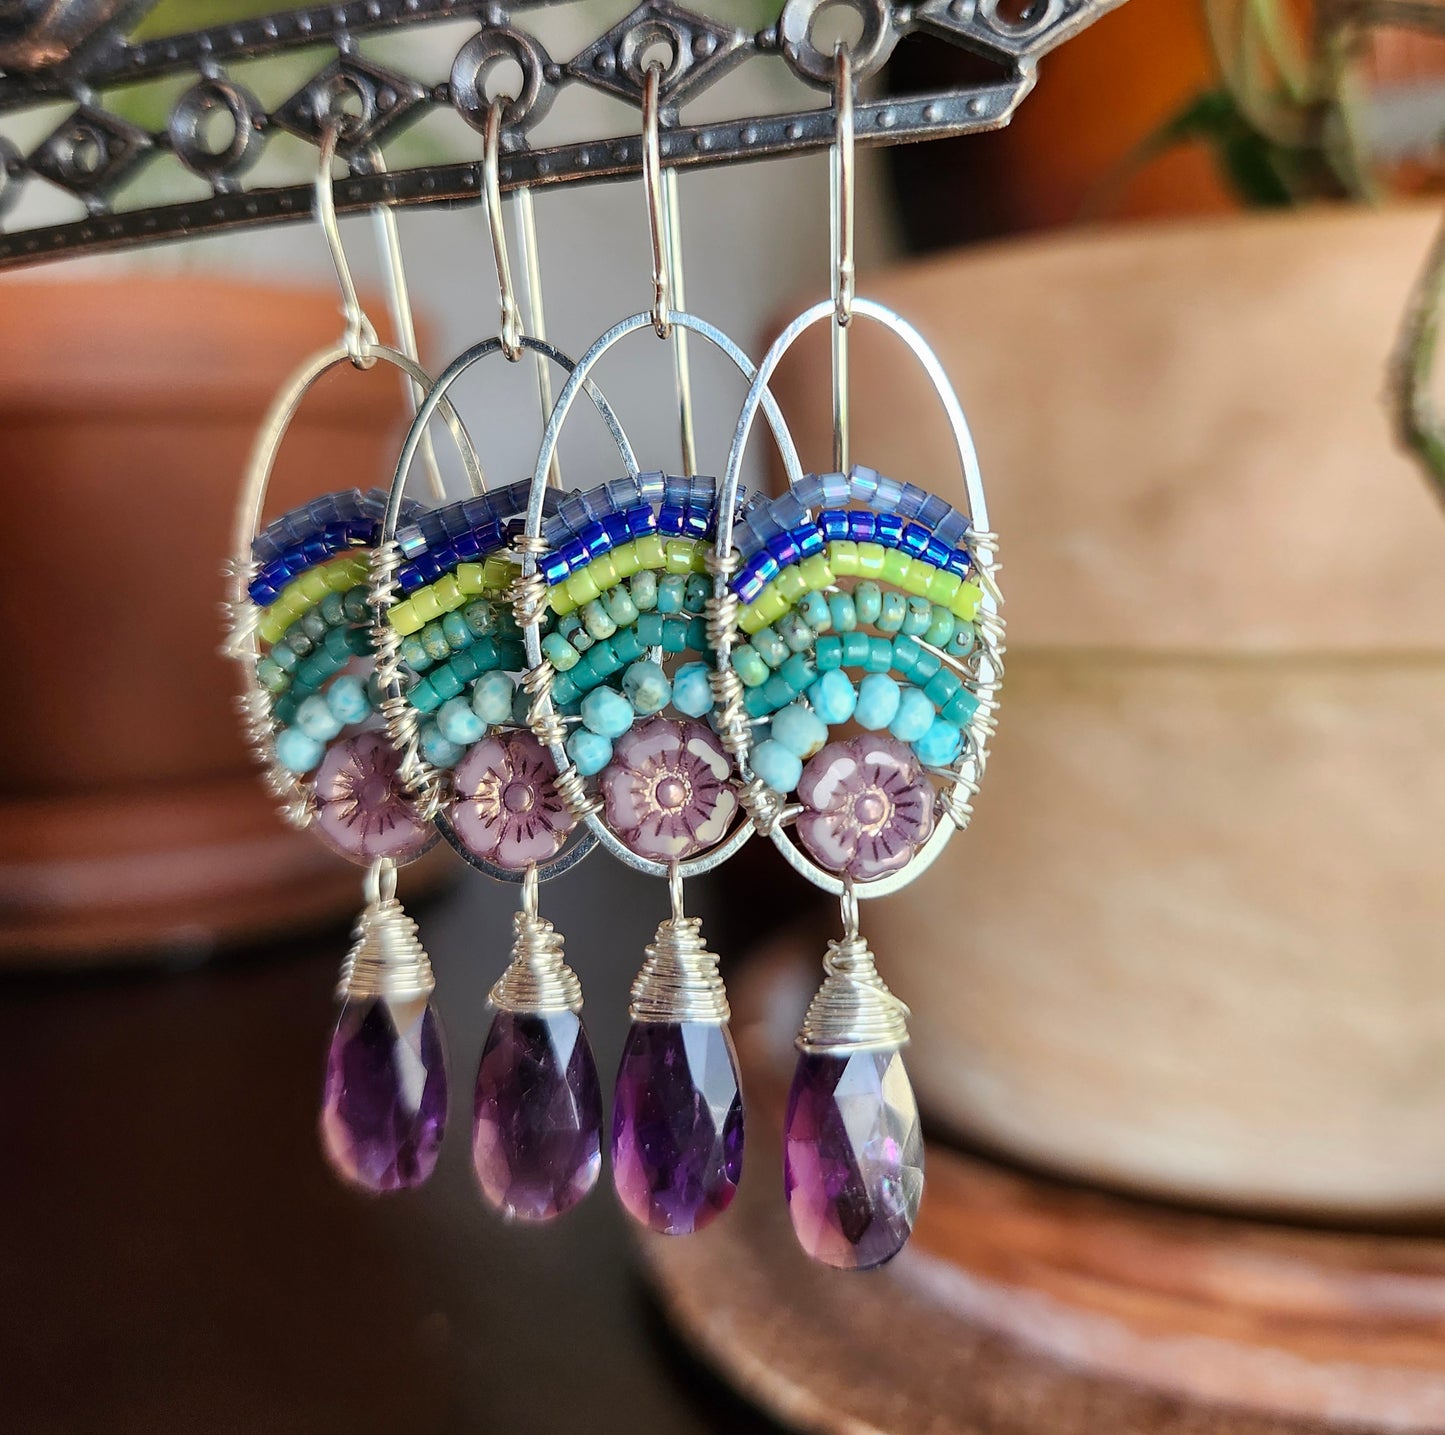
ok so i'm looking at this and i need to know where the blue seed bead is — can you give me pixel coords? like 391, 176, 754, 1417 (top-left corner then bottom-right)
889, 686, 935, 743
581, 599, 617, 641
855, 673, 902, 730
808, 669, 857, 725
671, 660, 715, 718
902, 596, 933, 637
799, 590, 832, 634
542, 632, 581, 672
854, 581, 882, 626
924, 606, 957, 649
684, 574, 711, 614
943, 689, 981, 727
656, 574, 687, 614
828, 592, 857, 632
419, 721, 464, 769
622, 660, 673, 716
605, 585, 639, 628
471, 669, 516, 725
274, 727, 324, 774
580, 686, 635, 738
778, 610, 814, 654
327, 674, 370, 725
631, 569, 658, 611
815, 635, 843, 673
438, 695, 486, 745
752, 738, 803, 793
949, 622, 978, 657
914, 717, 963, 767
752, 627, 788, 669
772, 701, 828, 759
566, 727, 612, 777
296, 693, 344, 742
734, 646, 769, 688
877, 591, 907, 634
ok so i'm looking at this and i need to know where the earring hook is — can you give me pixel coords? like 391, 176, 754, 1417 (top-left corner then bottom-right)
642, 64, 672, 341
830, 44, 855, 472
315, 118, 379, 368
484, 98, 524, 363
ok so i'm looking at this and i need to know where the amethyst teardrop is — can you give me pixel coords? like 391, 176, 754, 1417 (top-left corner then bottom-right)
472, 1009, 603, 1222
320, 995, 448, 1193
611, 1021, 744, 1235
783, 1046, 924, 1270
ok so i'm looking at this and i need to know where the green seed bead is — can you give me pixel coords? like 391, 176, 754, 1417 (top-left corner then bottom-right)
581, 599, 617, 641
902, 595, 932, 637
752, 626, 788, 669
684, 574, 710, 614
924, 606, 957, 649
656, 574, 687, 614
828, 591, 857, 632
631, 569, 658, 611
854, 581, 882, 626
734, 645, 769, 688
778, 610, 813, 654
799, 590, 832, 634
949, 622, 977, 657
321, 590, 347, 626
815, 635, 843, 673
605, 586, 639, 628
877, 591, 907, 634
542, 632, 580, 671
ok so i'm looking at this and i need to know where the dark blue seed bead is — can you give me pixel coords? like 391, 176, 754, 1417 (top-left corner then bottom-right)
601, 512, 632, 543
578, 521, 610, 559
452, 529, 483, 561
947, 549, 971, 577
766, 534, 801, 568
682, 505, 711, 538
796, 526, 826, 559
847, 510, 877, 542
542, 554, 570, 586
925, 537, 954, 571
901, 523, 932, 558
558, 538, 589, 574
896, 483, 927, 520
625, 505, 657, 538
917, 493, 952, 529
736, 571, 769, 605
395, 563, 423, 594
875, 513, 904, 546
820, 508, 851, 541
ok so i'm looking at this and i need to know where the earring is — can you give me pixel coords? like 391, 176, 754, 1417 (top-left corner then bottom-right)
712, 49, 1004, 1269
225, 120, 485, 1194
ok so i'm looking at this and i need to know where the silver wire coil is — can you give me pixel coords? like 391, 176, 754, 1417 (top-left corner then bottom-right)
628, 915, 731, 1026
490, 907, 585, 1015
336, 892, 436, 1004
795, 931, 910, 1054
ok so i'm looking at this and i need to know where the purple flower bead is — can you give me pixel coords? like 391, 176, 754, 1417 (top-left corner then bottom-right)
795, 734, 935, 881
599, 718, 738, 861
314, 731, 434, 863
451, 731, 576, 869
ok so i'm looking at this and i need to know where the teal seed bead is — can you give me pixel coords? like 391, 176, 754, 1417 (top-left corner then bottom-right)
285, 629, 316, 658
400, 634, 431, 672
772, 702, 828, 760
734, 645, 769, 688
828, 592, 857, 632
296, 693, 344, 742
778, 610, 814, 654
752, 626, 788, 669
799, 590, 832, 634
855, 673, 902, 730
892, 635, 920, 681
902, 596, 933, 637
271, 642, 299, 673
914, 717, 963, 767
671, 661, 714, 718
924, 606, 956, 649
656, 574, 687, 614
889, 686, 935, 744
637, 612, 665, 648
781, 652, 817, 694
808, 669, 857, 725
581, 599, 617, 641
631, 569, 658, 611
943, 689, 980, 727
471, 669, 516, 725
854, 581, 882, 626
605, 585, 639, 628
443, 612, 471, 650
559, 611, 584, 640
589, 637, 623, 680
409, 677, 439, 714
661, 618, 690, 655
321, 590, 347, 626
275, 727, 324, 773
622, 660, 672, 716
924, 669, 963, 708
327, 674, 370, 725
464, 599, 496, 636
552, 672, 579, 707
301, 607, 329, 641
841, 632, 869, 668
752, 738, 803, 794
759, 673, 795, 712
865, 637, 893, 674
566, 727, 612, 777
422, 623, 451, 662
612, 625, 646, 664
686, 617, 709, 654
581, 686, 635, 738
877, 591, 907, 634
684, 574, 710, 614
419, 721, 464, 769
542, 632, 581, 671
815, 635, 843, 673
511, 685, 533, 727
343, 587, 370, 623
949, 622, 977, 657
256, 656, 287, 693
431, 665, 464, 701
743, 685, 772, 720
438, 695, 486, 745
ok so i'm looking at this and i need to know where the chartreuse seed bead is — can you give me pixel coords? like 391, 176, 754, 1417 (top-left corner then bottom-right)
815, 635, 843, 673
664, 539, 696, 575
950, 581, 983, 621
567, 727, 612, 777
744, 585, 790, 633
612, 541, 641, 580
809, 669, 857, 724
631, 570, 658, 611
684, 574, 710, 614
327, 675, 370, 725
752, 738, 803, 793
853, 581, 882, 626
775, 567, 808, 604
671, 661, 714, 718
605, 586, 638, 628
927, 569, 964, 606
734, 646, 769, 688
799, 590, 831, 633
581, 686, 634, 738
542, 632, 581, 671
635, 534, 667, 570
914, 718, 963, 767
275, 727, 324, 773
420, 721, 464, 769
656, 574, 686, 614
778, 610, 813, 654
855, 673, 901, 730
855, 543, 887, 580
889, 686, 935, 744
924, 606, 957, 649
828, 540, 860, 577
581, 599, 617, 641
903, 596, 933, 638
798, 554, 834, 594
752, 627, 788, 669
772, 702, 828, 759
567, 567, 601, 607
925, 669, 963, 707
877, 592, 907, 634
297, 694, 344, 742
623, 660, 672, 715
881, 550, 914, 590
865, 637, 893, 674
471, 669, 516, 725
827, 592, 857, 632
612, 625, 646, 664
943, 690, 980, 727
439, 695, 486, 745
950, 622, 977, 657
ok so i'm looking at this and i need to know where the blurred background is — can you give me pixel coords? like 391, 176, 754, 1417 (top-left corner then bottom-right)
5, 0, 1445, 1431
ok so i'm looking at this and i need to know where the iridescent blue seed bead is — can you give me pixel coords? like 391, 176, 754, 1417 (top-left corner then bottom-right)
815, 635, 843, 673
846, 509, 877, 543
900, 522, 932, 559
327, 674, 370, 725
808, 669, 857, 725
853, 582, 882, 627
827, 592, 856, 632
566, 727, 612, 777
914, 717, 963, 768
772, 702, 828, 759
581, 686, 635, 738
275, 727, 324, 773
752, 738, 803, 793
798, 590, 832, 634
777, 610, 814, 654
671, 661, 714, 719
656, 575, 686, 614
605, 586, 639, 628
296, 693, 344, 742
581, 599, 617, 641
631, 570, 658, 611
683, 574, 710, 614
752, 627, 788, 669
876, 592, 907, 634
438, 695, 486, 745
471, 670, 516, 725
889, 686, 935, 744
542, 632, 581, 672
419, 721, 464, 769
902, 596, 933, 637
855, 673, 902, 730
924, 606, 957, 649
949, 623, 977, 657
734, 646, 769, 688
622, 660, 672, 716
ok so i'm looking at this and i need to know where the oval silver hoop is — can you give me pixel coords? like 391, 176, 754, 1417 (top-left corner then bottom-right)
379, 332, 642, 884
718, 297, 1002, 901
521, 308, 807, 882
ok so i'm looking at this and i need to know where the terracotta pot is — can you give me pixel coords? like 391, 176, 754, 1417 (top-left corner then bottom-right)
0, 277, 429, 964
762, 204, 1445, 1219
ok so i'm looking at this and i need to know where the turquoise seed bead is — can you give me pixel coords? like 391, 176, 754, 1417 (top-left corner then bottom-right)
671, 661, 714, 718
889, 686, 935, 744
877, 591, 907, 634
622, 659, 672, 716
656, 574, 686, 614
828, 592, 857, 632
296, 693, 344, 742
611, 624, 644, 663
684, 574, 710, 614
854, 581, 882, 626
443, 612, 471, 650
778, 610, 814, 654
759, 673, 795, 712
781, 653, 817, 694
275, 726, 324, 773
589, 637, 624, 679
581, 686, 635, 737
808, 669, 857, 725
865, 637, 893, 674
422, 623, 452, 662
400, 634, 431, 672
327, 674, 370, 724
751, 627, 788, 669
464, 599, 496, 635
892, 635, 921, 681
256, 657, 287, 693
943, 689, 980, 727
734, 646, 769, 688
799, 590, 832, 634
902, 596, 933, 637
605, 586, 639, 628
559, 611, 584, 640
661, 618, 690, 655
552, 672, 579, 707
419, 721, 464, 769
752, 738, 803, 793
271, 642, 299, 673
924, 669, 963, 707
409, 678, 438, 714
431, 665, 464, 701
542, 632, 581, 672
772, 702, 828, 759
471, 669, 516, 725
631, 569, 658, 611
743, 685, 772, 720
637, 612, 665, 648
855, 673, 901, 730
566, 726, 612, 777
815, 635, 843, 673
840, 632, 869, 668
581, 599, 617, 641
924, 606, 956, 649
438, 695, 486, 745
914, 717, 963, 767
949, 622, 977, 657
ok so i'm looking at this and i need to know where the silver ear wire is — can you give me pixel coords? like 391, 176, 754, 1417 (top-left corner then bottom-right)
830, 45, 855, 474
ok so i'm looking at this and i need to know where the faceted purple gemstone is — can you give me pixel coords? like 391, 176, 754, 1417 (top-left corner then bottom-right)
320, 995, 447, 1193
783, 1046, 924, 1270
472, 1009, 602, 1222
611, 1021, 744, 1235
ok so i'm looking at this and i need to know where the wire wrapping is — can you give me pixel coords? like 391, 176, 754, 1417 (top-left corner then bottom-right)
490, 908, 584, 1015
628, 915, 731, 1025
795, 929, 910, 1054
336, 886, 436, 1003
